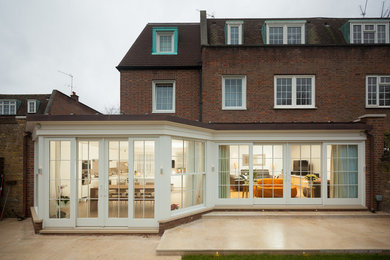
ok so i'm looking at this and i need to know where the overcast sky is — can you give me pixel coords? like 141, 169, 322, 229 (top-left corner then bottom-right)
0, 0, 387, 113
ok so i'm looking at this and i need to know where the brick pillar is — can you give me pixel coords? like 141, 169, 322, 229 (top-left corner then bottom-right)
25, 135, 34, 217
358, 114, 386, 211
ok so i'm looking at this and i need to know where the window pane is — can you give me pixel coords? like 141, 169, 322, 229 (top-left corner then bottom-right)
367, 77, 377, 105
49, 140, 71, 219
276, 78, 292, 105
353, 25, 362, 43
159, 34, 172, 52
224, 78, 242, 107
377, 25, 386, 43
219, 145, 249, 199
287, 27, 301, 44
230, 26, 239, 44
327, 144, 358, 198
269, 27, 283, 44
155, 83, 173, 110
379, 83, 390, 107
296, 78, 312, 105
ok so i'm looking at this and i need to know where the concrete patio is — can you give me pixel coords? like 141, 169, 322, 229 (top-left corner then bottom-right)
1, 211, 390, 259
0, 218, 179, 260
157, 211, 390, 255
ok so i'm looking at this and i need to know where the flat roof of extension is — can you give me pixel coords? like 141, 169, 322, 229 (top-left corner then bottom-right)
26, 114, 371, 131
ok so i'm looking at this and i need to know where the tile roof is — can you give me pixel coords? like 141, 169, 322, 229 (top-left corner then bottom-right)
0, 94, 51, 116
207, 17, 388, 45
117, 23, 201, 69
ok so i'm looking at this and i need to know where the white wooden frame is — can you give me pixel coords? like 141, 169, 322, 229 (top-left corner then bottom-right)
274, 75, 316, 109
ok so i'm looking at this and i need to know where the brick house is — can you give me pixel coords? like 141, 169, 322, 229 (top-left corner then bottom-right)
27, 12, 390, 232
0, 90, 99, 218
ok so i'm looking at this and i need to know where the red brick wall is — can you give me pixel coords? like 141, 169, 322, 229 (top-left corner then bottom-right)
360, 116, 385, 210
120, 69, 200, 121
202, 46, 390, 129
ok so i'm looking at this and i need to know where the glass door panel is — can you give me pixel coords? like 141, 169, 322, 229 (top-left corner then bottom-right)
134, 141, 155, 219
108, 141, 129, 218
218, 145, 250, 199
290, 144, 321, 199
49, 141, 71, 219
77, 141, 99, 219
327, 144, 358, 198
253, 144, 284, 198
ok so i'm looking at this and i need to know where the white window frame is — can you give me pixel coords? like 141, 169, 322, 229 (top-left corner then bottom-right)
27, 99, 37, 113
266, 21, 306, 44
274, 75, 316, 109
366, 75, 390, 108
222, 75, 247, 110
156, 31, 175, 53
152, 80, 176, 113
0, 100, 17, 115
350, 22, 390, 44
226, 21, 243, 45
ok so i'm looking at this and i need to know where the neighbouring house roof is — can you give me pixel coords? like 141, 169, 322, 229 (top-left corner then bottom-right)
117, 23, 201, 70
0, 94, 51, 116
26, 114, 371, 131
207, 17, 351, 45
0, 90, 100, 117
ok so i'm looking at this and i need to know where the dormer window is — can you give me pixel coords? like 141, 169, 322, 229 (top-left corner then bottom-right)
27, 99, 37, 113
265, 21, 306, 44
152, 27, 178, 55
0, 100, 17, 115
226, 21, 243, 45
350, 22, 389, 44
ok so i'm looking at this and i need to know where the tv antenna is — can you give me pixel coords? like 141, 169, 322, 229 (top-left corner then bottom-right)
381, 1, 390, 17
360, 0, 368, 18
58, 70, 74, 93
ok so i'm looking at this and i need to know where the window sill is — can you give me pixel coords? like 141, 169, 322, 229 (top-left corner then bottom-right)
152, 110, 175, 114
366, 106, 390, 109
273, 106, 317, 110
152, 52, 177, 55
222, 107, 247, 111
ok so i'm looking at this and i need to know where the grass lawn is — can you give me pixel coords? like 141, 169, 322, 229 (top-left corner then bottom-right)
182, 254, 390, 260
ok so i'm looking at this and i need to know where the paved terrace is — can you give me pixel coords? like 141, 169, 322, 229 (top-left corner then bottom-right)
1, 211, 390, 259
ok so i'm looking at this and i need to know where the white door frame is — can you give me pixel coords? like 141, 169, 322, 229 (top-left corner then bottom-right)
128, 137, 159, 227
44, 137, 76, 228
76, 139, 104, 227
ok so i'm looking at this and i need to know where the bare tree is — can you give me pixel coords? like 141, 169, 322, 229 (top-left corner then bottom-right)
104, 105, 120, 115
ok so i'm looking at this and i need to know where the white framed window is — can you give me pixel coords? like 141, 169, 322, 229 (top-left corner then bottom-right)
222, 75, 247, 110
0, 100, 17, 115
274, 75, 315, 109
266, 21, 306, 44
350, 22, 389, 44
152, 27, 178, 55
152, 80, 175, 113
226, 21, 243, 45
366, 75, 390, 108
171, 139, 205, 211
157, 31, 174, 53
27, 100, 37, 113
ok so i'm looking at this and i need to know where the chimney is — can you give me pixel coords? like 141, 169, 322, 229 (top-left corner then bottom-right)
71, 91, 79, 102
200, 10, 208, 46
